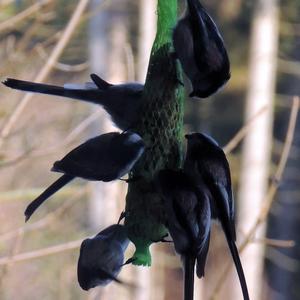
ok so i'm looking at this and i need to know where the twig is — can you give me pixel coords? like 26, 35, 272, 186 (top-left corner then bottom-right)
253, 238, 295, 248
27, 109, 104, 156
0, 147, 34, 168
35, 44, 89, 72
0, 239, 83, 265
0, 0, 52, 33
223, 106, 268, 154
0, 0, 90, 150
0, 109, 104, 170
0, 188, 86, 242
210, 96, 299, 300
0, 186, 82, 203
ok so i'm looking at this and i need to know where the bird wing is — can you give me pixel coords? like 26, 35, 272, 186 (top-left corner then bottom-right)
52, 133, 119, 180
200, 151, 234, 220
194, 186, 211, 278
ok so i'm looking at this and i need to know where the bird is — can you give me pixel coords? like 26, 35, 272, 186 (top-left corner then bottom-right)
24, 131, 145, 221
172, 0, 230, 98
156, 169, 211, 300
77, 224, 130, 290
184, 132, 249, 300
2, 74, 144, 130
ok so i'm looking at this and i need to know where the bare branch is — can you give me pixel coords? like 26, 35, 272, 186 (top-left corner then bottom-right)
223, 106, 268, 154
0, 109, 104, 170
0, 0, 52, 33
35, 44, 89, 72
0, 239, 83, 265
0, 188, 86, 242
0, 0, 91, 149
0, 186, 83, 203
253, 238, 295, 248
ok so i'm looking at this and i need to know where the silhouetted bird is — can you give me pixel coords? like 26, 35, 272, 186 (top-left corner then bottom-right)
184, 133, 249, 300
2, 74, 144, 130
156, 169, 211, 300
24, 131, 145, 221
77, 224, 130, 290
173, 0, 230, 98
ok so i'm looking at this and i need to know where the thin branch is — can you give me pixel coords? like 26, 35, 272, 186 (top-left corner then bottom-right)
223, 106, 268, 154
0, 188, 86, 242
25, 109, 104, 156
210, 96, 299, 300
0, 147, 35, 168
0, 109, 104, 170
0, 186, 82, 203
0, 0, 52, 33
253, 238, 295, 248
0, 0, 90, 149
0, 239, 83, 265
35, 44, 89, 72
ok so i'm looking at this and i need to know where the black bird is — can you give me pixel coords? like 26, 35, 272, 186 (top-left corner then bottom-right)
2, 74, 144, 130
184, 133, 249, 300
156, 169, 211, 300
24, 131, 145, 221
173, 0, 230, 98
77, 224, 130, 290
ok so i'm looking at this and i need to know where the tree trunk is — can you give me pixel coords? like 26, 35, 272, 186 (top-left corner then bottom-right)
236, 1, 279, 299
137, 0, 156, 82
88, 1, 131, 299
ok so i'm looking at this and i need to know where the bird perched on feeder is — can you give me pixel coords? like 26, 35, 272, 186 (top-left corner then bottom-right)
77, 224, 130, 290
184, 133, 249, 300
173, 0, 230, 98
156, 169, 211, 300
2, 74, 144, 130
24, 131, 145, 221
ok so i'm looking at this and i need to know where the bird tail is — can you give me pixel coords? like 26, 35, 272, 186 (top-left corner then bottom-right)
24, 174, 74, 222
3, 78, 102, 105
196, 231, 210, 278
183, 255, 195, 300
226, 238, 250, 300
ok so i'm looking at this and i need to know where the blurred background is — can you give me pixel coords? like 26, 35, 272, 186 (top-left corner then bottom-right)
0, 0, 299, 299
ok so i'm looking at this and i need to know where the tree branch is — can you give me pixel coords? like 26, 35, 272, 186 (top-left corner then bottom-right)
0, 0, 91, 149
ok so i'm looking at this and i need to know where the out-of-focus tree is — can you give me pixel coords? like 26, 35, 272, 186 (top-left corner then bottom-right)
265, 1, 300, 299
237, 1, 279, 300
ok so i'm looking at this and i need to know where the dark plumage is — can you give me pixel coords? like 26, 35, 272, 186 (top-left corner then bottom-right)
77, 224, 130, 290
173, 0, 230, 98
2, 74, 144, 130
184, 133, 249, 300
24, 131, 145, 221
156, 169, 211, 300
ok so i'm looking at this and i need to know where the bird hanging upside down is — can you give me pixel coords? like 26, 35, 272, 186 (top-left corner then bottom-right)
173, 0, 230, 98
